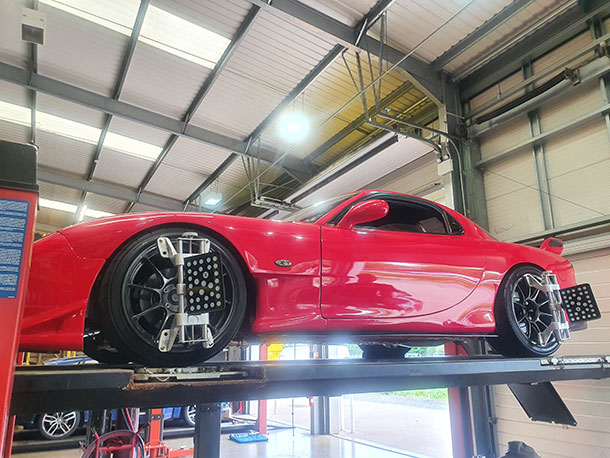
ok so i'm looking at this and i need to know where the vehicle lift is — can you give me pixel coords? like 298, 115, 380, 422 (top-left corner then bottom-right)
10, 354, 610, 458
3, 141, 609, 457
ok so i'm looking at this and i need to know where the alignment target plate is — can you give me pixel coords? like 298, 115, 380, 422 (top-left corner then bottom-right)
560, 283, 601, 323
184, 252, 225, 314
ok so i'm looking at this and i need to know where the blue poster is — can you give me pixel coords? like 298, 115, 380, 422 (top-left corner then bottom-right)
0, 198, 30, 299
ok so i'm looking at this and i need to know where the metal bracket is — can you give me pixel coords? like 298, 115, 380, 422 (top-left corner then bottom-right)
525, 271, 571, 345
156, 232, 214, 352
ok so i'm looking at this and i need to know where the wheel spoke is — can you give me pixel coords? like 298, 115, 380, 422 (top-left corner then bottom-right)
143, 257, 168, 283
48, 423, 59, 435
133, 305, 165, 320
128, 283, 161, 294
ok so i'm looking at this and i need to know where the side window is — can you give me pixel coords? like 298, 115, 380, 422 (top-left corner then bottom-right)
355, 199, 449, 234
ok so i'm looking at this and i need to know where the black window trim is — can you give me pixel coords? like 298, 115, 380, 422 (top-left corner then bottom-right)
327, 192, 464, 236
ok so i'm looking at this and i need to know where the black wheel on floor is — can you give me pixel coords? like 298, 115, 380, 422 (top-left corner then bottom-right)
490, 265, 561, 357
360, 344, 410, 359
38, 411, 81, 440
182, 405, 197, 427
93, 227, 248, 367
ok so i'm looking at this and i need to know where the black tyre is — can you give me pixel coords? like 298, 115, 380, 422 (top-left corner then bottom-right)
360, 344, 410, 359
490, 265, 561, 357
94, 227, 248, 367
182, 405, 197, 427
38, 411, 80, 440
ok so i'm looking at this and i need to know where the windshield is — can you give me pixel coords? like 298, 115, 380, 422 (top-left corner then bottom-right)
283, 193, 358, 223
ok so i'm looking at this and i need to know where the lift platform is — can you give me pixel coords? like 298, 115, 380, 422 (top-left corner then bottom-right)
12, 355, 610, 416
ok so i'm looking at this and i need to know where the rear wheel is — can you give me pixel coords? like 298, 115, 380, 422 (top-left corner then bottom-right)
182, 405, 196, 427
93, 227, 248, 367
490, 266, 561, 357
360, 344, 410, 359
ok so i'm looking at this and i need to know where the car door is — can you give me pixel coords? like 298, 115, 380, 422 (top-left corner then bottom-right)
320, 195, 486, 319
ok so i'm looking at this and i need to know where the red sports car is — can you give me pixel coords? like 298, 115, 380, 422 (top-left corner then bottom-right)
20, 190, 599, 366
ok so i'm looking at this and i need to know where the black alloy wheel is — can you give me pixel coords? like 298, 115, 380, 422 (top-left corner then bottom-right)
491, 266, 561, 357
95, 227, 247, 367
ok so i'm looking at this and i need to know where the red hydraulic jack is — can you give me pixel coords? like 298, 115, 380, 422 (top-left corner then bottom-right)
146, 409, 193, 458
0, 141, 38, 458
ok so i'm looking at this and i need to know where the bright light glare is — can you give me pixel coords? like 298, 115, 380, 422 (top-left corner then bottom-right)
39, 198, 114, 219
204, 191, 222, 207
40, 0, 230, 69
278, 112, 310, 142
0, 101, 162, 161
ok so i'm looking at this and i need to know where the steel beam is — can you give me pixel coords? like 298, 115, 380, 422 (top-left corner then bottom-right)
185, 44, 345, 206
76, 0, 149, 222
0, 61, 309, 181
433, 0, 532, 71
11, 356, 610, 415
459, 1, 610, 100
305, 80, 416, 162
477, 102, 610, 168
245, 0, 442, 103
523, 61, 554, 230
135, 5, 262, 204
38, 167, 199, 212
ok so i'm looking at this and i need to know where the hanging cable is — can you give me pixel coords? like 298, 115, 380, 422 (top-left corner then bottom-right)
222, 0, 476, 209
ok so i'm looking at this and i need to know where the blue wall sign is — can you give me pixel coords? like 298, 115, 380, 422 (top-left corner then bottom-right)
0, 198, 30, 299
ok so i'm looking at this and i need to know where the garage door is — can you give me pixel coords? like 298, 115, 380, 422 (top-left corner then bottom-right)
493, 247, 610, 458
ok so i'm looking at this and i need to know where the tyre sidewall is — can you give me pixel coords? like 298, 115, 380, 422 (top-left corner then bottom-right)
494, 266, 560, 357
101, 227, 247, 367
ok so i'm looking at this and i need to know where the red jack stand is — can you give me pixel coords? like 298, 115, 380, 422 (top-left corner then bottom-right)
0, 142, 38, 458
146, 409, 193, 458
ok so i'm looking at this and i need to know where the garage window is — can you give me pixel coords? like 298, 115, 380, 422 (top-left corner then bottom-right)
355, 199, 453, 234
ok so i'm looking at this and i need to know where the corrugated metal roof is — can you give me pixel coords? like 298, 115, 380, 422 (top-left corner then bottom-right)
297, 0, 376, 27
369, 0, 512, 64
446, 0, 571, 77
84, 193, 127, 214
189, 8, 337, 139
37, 1, 137, 97
145, 162, 210, 201
36, 131, 96, 176
38, 181, 81, 203
93, 147, 153, 188
161, 137, 233, 177
119, 0, 251, 119
0, 0, 29, 69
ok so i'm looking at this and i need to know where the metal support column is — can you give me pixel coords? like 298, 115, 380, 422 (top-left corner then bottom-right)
591, 18, 610, 147
193, 404, 221, 458
310, 344, 330, 435
523, 60, 555, 230
440, 74, 465, 214
462, 136, 490, 229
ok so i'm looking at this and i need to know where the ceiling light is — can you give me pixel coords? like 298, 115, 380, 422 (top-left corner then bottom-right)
39, 197, 114, 219
39, 0, 230, 69
0, 101, 162, 160
204, 191, 222, 207
39, 198, 77, 213
84, 208, 114, 218
278, 112, 310, 142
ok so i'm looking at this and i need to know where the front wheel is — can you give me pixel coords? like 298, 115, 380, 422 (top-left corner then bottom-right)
182, 405, 196, 427
94, 227, 248, 367
490, 266, 561, 357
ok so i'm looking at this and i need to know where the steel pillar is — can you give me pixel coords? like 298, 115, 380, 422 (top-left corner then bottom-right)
193, 404, 221, 458
310, 344, 330, 435
523, 60, 555, 230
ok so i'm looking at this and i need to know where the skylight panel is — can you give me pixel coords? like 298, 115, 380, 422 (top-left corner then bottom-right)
39, 0, 231, 69
39, 0, 138, 35
140, 6, 231, 69
39, 198, 115, 219
0, 101, 162, 160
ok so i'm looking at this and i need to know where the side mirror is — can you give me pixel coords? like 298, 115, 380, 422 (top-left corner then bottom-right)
337, 199, 389, 230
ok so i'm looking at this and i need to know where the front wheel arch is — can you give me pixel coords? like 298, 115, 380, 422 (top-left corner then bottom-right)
84, 223, 256, 365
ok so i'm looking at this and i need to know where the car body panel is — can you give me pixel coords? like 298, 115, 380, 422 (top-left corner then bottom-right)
19, 190, 577, 351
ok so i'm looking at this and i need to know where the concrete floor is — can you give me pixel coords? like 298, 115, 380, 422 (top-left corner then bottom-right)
16, 428, 431, 458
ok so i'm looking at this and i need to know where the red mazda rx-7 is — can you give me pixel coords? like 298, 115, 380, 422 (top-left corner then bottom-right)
20, 190, 600, 366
